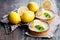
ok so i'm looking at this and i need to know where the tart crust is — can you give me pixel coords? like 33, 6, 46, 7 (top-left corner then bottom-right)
28, 26, 50, 36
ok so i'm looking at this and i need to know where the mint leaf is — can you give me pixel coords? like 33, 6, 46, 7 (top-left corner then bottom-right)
44, 12, 51, 18
35, 25, 45, 30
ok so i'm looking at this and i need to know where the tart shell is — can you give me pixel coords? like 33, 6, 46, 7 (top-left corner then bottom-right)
28, 21, 50, 36
36, 9, 55, 23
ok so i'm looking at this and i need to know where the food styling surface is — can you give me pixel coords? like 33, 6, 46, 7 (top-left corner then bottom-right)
0, 0, 60, 40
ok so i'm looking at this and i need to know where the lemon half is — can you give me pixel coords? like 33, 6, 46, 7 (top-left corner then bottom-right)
17, 6, 29, 16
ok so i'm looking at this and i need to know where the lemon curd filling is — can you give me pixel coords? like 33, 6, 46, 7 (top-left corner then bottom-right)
29, 20, 48, 32
36, 9, 54, 19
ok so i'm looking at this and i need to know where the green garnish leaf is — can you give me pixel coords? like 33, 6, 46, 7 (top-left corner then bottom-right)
35, 25, 45, 31
44, 12, 51, 18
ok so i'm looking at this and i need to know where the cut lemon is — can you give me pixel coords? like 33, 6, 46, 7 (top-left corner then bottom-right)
17, 6, 29, 16
42, 0, 52, 9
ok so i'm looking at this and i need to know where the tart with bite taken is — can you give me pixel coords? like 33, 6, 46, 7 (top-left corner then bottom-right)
36, 9, 55, 23
28, 19, 50, 36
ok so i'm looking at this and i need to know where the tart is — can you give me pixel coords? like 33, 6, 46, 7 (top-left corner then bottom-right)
28, 19, 50, 36
36, 9, 55, 23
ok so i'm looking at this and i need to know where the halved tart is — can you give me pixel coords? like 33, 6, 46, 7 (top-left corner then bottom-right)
28, 19, 50, 36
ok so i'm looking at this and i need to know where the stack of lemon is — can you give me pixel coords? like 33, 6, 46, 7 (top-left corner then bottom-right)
8, 2, 39, 24
8, 1, 52, 24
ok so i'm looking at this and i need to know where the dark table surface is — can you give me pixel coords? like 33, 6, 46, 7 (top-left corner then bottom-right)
0, 0, 60, 40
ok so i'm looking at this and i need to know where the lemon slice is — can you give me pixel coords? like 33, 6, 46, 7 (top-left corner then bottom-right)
42, 0, 52, 9
17, 6, 29, 16
36, 10, 44, 18
31, 21, 35, 28
37, 11, 43, 17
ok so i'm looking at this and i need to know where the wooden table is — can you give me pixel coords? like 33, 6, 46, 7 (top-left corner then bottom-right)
0, 0, 60, 40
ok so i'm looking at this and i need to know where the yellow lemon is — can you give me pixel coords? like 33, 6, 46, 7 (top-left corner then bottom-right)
21, 11, 35, 23
27, 2, 39, 12
17, 6, 29, 16
8, 11, 21, 24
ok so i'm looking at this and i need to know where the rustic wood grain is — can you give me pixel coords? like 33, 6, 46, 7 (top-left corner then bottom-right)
0, 0, 60, 40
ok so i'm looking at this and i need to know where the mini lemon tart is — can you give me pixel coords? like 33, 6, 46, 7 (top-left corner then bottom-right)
36, 9, 55, 23
28, 19, 50, 36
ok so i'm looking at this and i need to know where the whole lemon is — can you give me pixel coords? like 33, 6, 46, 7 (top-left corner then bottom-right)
21, 11, 35, 23
27, 2, 39, 12
8, 11, 21, 24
